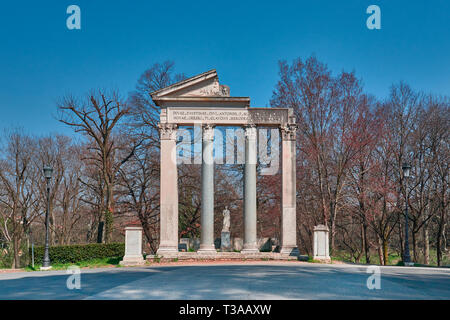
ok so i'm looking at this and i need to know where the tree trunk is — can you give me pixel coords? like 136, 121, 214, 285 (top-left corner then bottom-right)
329, 216, 335, 255
104, 209, 113, 243
377, 236, 384, 265
436, 232, 442, 267
412, 227, 418, 263
398, 219, 404, 261
382, 238, 389, 266
360, 224, 365, 262
140, 216, 157, 254
363, 221, 370, 264
97, 221, 104, 243
436, 219, 445, 267
104, 184, 114, 243
423, 225, 430, 265
12, 236, 20, 269
436, 207, 445, 267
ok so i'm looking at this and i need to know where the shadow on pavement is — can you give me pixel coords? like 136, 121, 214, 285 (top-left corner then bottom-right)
0, 264, 449, 300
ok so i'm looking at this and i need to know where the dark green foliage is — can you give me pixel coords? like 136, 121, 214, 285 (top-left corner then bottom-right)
30, 243, 124, 264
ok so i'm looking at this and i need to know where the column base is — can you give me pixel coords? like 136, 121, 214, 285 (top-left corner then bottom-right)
197, 244, 216, 254
241, 249, 259, 254
280, 246, 299, 257
313, 255, 331, 262
120, 256, 146, 266
242, 243, 259, 254
157, 246, 178, 256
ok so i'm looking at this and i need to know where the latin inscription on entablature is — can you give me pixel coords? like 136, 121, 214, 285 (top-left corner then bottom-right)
165, 108, 290, 126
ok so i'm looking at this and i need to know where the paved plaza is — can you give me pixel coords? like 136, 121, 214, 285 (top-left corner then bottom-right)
0, 262, 448, 300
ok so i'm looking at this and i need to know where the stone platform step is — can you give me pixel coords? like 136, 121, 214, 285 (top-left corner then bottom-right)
147, 252, 308, 262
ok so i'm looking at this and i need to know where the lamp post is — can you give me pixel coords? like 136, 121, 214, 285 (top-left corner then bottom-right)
402, 162, 413, 266
41, 165, 53, 270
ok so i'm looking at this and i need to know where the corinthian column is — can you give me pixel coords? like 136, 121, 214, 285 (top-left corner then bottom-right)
242, 125, 259, 253
157, 123, 179, 256
198, 124, 216, 254
280, 124, 299, 256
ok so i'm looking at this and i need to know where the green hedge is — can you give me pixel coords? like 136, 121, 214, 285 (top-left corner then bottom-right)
30, 243, 125, 264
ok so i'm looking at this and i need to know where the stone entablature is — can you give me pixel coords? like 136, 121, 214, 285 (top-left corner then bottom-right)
163, 107, 294, 127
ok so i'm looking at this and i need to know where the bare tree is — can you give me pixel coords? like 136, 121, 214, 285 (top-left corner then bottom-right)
128, 61, 186, 147
57, 90, 131, 243
117, 139, 160, 253
0, 131, 39, 267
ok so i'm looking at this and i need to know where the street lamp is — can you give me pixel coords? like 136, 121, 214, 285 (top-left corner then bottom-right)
402, 162, 413, 266
41, 165, 53, 270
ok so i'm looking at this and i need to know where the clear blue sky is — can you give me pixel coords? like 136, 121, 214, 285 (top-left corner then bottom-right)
0, 0, 449, 136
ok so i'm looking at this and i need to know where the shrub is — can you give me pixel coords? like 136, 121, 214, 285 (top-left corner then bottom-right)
1, 242, 30, 269
30, 243, 124, 264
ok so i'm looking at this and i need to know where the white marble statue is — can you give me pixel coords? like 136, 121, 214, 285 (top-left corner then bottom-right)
222, 206, 230, 232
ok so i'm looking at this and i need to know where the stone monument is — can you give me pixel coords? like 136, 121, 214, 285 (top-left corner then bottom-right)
152, 69, 299, 258
120, 226, 145, 266
221, 207, 231, 251
313, 224, 330, 262
179, 238, 190, 252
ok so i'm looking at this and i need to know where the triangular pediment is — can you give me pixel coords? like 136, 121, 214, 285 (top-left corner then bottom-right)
151, 69, 230, 99
151, 69, 250, 108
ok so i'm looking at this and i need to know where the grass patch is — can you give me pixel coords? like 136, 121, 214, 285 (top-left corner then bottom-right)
150, 255, 161, 263
307, 256, 327, 263
331, 249, 450, 267
330, 250, 402, 265
25, 256, 121, 271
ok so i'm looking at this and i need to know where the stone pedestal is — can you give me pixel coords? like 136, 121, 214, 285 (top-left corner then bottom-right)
120, 226, 145, 266
221, 231, 231, 251
313, 225, 330, 261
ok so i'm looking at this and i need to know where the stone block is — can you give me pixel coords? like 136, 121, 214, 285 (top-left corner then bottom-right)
221, 231, 231, 251
179, 238, 190, 251
232, 237, 243, 251
120, 226, 145, 266
313, 224, 330, 261
189, 238, 201, 251
214, 238, 221, 249
257, 237, 272, 252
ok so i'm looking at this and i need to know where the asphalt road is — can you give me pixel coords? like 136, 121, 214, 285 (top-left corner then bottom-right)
0, 262, 449, 300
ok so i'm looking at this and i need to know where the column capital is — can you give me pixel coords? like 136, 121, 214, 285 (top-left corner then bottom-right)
202, 124, 215, 141
280, 124, 297, 141
159, 123, 178, 140
244, 125, 257, 140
